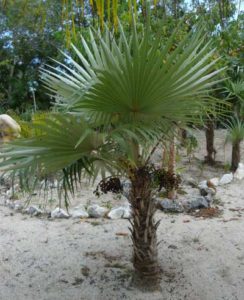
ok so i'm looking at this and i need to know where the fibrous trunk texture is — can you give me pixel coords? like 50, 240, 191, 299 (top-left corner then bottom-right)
231, 141, 240, 172
205, 120, 216, 165
129, 167, 161, 290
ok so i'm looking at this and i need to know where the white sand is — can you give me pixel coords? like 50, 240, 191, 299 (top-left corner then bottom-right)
0, 130, 244, 300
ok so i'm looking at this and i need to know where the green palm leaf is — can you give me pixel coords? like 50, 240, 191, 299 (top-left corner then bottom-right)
225, 117, 244, 143
0, 18, 226, 190
0, 114, 103, 174
41, 20, 225, 129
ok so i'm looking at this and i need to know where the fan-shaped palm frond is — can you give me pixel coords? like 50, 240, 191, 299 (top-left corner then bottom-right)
0, 17, 226, 190
225, 117, 244, 143
0, 114, 103, 174
224, 80, 244, 101
41, 20, 225, 132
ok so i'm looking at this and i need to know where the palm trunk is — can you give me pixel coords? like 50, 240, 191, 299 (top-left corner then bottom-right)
205, 120, 216, 165
167, 137, 177, 199
129, 167, 161, 290
231, 141, 240, 172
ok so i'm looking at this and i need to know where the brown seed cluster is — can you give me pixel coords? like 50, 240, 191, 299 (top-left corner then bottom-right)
94, 177, 122, 196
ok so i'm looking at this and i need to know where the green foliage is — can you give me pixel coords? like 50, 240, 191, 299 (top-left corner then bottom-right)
225, 117, 244, 143
0, 0, 243, 117
0, 0, 64, 111
182, 133, 198, 157
0, 17, 225, 200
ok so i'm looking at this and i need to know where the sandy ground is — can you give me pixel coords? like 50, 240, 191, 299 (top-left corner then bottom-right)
0, 130, 244, 300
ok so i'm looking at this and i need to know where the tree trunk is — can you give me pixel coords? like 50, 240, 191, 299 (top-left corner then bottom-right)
205, 120, 216, 165
231, 141, 240, 172
168, 137, 177, 199
129, 167, 161, 290
7, 63, 15, 105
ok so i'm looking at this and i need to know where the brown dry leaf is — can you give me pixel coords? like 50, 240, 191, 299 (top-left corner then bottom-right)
192, 207, 222, 219
116, 232, 129, 236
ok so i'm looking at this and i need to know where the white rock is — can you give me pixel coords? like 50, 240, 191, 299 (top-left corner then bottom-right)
107, 207, 125, 219
25, 205, 43, 216
0, 114, 21, 141
158, 199, 184, 213
13, 201, 24, 211
71, 208, 89, 219
51, 207, 69, 219
234, 163, 244, 180
219, 173, 233, 185
198, 180, 208, 190
183, 196, 209, 210
87, 205, 108, 218
122, 205, 132, 219
209, 177, 219, 187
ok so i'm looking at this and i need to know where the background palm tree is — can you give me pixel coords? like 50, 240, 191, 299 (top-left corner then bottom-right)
0, 15, 225, 288
225, 117, 244, 171
224, 78, 244, 171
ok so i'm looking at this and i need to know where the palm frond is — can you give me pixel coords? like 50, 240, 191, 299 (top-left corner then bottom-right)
0, 114, 103, 175
41, 19, 225, 130
225, 117, 244, 143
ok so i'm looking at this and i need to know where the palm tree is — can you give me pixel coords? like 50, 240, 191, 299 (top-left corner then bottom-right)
205, 119, 217, 164
224, 79, 244, 119
225, 117, 244, 171
0, 17, 224, 288
224, 79, 244, 171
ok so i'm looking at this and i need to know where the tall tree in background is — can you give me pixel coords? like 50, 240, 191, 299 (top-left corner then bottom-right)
0, 0, 64, 112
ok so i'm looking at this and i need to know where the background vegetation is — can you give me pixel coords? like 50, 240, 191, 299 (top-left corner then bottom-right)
0, 0, 243, 115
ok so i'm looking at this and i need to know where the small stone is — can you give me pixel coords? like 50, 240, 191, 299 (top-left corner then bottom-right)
24, 205, 43, 216
13, 201, 24, 211
122, 205, 132, 219
71, 208, 89, 219
219, 173, 233, 185
209, 177, 219, 187
183, 196, 209, 210
234, 163, 244, 180
198, 180, 208, 190
51, 207, 69, 219
107, 207, 125, 219
87, 205, 108, 218
200, 187, 216, 198
157, 199, 184, 213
